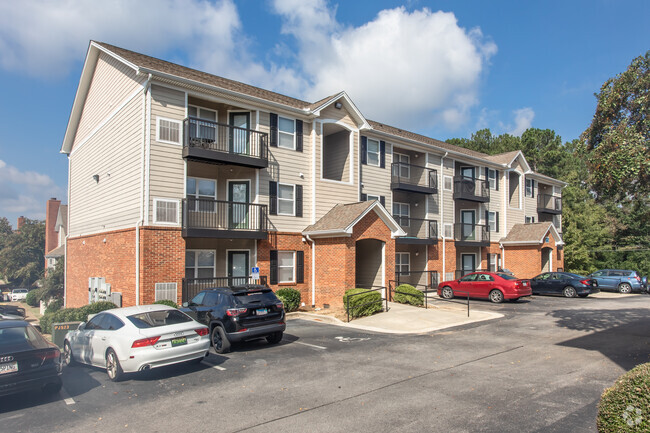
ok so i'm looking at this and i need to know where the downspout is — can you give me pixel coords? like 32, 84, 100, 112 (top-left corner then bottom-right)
136, 73, 153, 306
305, 234, 316, 306
440, 152, 448, 280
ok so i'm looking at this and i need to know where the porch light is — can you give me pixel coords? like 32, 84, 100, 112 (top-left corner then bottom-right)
334, 102, 342, 109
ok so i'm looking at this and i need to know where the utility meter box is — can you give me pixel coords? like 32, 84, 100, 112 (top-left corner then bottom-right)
51, 322, 82, 349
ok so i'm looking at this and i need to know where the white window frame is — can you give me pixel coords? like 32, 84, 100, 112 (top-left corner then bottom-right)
393, 152, 410, 178
277, 183, 296, 216
366, 138, 380, 167
525, 179, 534, 197
188, 105, 218, 140
153, 198, 180, 225
525, 216, 535, 224
278, 251, 296, 283
553, 186, 561, 195
186, 177, 217, 200
155, 283, 178, 302
156, 116, 182, 145
488, 254, 498, 272
393, 202, 410, 226
396, 252, 410, 275
366, 194, 380, 202
443, 175, 453, 191
278, 116, 296, 150
444, 223, 453, 239
185, 249, 216, 279
487, 211, 497, 232
488, 169, 497, 190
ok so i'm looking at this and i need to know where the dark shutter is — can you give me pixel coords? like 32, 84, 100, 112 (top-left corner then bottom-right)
269, 181, 277, 215
485, 210, 490, 231
361, 193, 367, 201
295, 185, 303, 217
296, 251, 304, 284
270, 113, 278, 147
379, 141, 386, 168
361, 136, 367, 165
496, 212, 500, 233
532, 180, 535, 198
296, 119, 303, 152
380, 196, 385, 207
484, 167, 489, 182
269, 250, 278, 285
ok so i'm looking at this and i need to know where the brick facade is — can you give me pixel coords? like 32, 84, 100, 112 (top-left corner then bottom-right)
502, 229, 564, 279
139, 227, 185, 305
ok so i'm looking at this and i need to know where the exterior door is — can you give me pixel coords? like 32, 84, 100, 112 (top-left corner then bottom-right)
461, 211, 476, 241
228, 181, 249, 229
461, 254, 476, 277
229, 112, 250, 154
228, 251, 249, 286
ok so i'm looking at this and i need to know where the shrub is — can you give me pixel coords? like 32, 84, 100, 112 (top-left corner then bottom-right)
393, 284, 424, 306
39, 301, 117, 334
597, 362, 650, 432
25, 289, 40, 307
154, 300, 178, 309
44, 298, 64, 315
276, 288, 301, 312
343, 288, 383, 318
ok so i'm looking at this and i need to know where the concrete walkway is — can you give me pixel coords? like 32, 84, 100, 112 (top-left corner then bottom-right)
288, 301, 502, 334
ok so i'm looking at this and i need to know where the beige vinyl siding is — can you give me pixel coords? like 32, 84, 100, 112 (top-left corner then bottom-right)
441, 157, 455, 227
258, 111, 312, 232
319, 105, 357, 129
148, 84, 186, 224
187, 162, 257, 201
69, 96, 142, 235
323, 130, 351, 181
506, 160, 525, 231
360, 137, 392, 210
74, 52, 143, 147
523, 176, 537, 219
355, 240, 383, 288
395, 244, 428, 286
488, 169, 503, 233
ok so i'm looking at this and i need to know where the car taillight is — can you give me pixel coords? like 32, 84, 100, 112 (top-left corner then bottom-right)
195, 327, 209, 336
276, 302, 284, 310
580, 279, 591, 285
132, 336, 161, 348
634, 275, 641, 281
226, 308, 247, 317
41, 349, 60, 362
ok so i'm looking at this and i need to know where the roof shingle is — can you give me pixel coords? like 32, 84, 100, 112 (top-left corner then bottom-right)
303, 202, 374, 233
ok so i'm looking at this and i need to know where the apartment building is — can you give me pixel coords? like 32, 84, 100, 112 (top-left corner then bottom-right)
61, 41, 565, 308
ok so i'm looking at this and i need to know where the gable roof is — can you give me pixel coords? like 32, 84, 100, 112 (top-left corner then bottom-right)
55, 205, 68, 232
484, 150, 521, 165
499, 222, 563, 246
45, 244, 65, 258
303, 201, 405, 238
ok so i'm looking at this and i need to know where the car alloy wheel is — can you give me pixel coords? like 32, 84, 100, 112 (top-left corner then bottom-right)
618, 283, 632, 294
211, 326, 231, 354
489, 289, 504, 303
441, 286, 454, 299
563, 286, 577, 298
63, 341, 75, 366
106, 349, 123, 381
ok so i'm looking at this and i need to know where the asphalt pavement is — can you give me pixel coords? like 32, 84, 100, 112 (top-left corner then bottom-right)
1, 293, 649, 432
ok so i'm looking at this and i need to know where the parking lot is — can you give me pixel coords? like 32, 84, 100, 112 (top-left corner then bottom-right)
2, 293, 649, 433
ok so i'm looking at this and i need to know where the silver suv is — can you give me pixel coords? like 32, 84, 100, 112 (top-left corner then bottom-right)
587, 270, 647, 293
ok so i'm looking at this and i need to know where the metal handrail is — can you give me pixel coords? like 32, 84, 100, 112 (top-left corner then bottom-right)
182, 276, 268, 302
345, 286, 388, 322
393, 216, 438, 239
391, 163, 438, 190
182, 198, 268, 232
537, 193, 562, 212
453, 223, 489, 243
395, 270, 439, 287
388, 280, 470, 317
453, 176, 489, 200
183, 117, 269, 161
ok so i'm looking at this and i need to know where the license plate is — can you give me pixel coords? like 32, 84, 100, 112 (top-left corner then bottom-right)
171, 337, 187, 347
256, 308, 268, 316
522, 281, 529, 286
0, 361, 18, 375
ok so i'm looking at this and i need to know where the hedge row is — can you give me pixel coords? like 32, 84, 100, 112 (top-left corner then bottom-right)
153, 300, 178, 309
276, 288, 301, 312
343, 288, 383, 318
39, 301, 117, 334
597, 362, 650, 432
393, 284, 424, 306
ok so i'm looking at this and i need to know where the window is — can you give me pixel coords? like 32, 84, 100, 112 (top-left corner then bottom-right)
188, 106, 217, 140
157, 117, 181, 144
488, 169, 497, 190
278, 251, 295, 283
155, 283, 178, 302
366, 194, 380, 202
367, 138, 380, 166
154, 199, 179, 224
460, 166, 475, 179
393, 202, 410, 227
278, 116, 295, 149
103, 314, 125, 331
185, 250, 216, 279
487, 211, 497, 232
443, 176, 453, 191
128, 310, 193, 329
278, 183, 295, 215
396, 253, 410, 275
553, 186, 561, 195
525, 179, 534, 197
393, 153, 410, 178
488, 254, 498, 272
525, 216, 535, 224
186, 177, 216, 212
444, 223, 453, 239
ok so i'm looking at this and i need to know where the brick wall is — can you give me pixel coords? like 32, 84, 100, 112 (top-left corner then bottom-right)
503, 230, 563, 279
139, 227, 185, 305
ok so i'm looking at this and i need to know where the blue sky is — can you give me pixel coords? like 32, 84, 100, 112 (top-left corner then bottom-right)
0, 0, 648, 225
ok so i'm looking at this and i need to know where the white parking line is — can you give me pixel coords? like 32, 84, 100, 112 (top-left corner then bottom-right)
201, 361, 226, 370
293, 341, 327, 350
60, 389, 76, 405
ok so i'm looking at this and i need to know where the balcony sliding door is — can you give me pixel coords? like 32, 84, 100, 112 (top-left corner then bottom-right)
229, 112, 250, 155
461, 210, 476, 241
228, 181, 249, 230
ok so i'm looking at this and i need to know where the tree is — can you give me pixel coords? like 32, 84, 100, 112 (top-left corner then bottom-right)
580, 51, 649, 201
0, 218, 45, 287
40, 257, 65, 301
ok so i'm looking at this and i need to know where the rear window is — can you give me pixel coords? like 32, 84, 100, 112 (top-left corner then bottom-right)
233, 289, 278, 305
497, 273, 517, 280
0, 324, 49, 352
127, 310, 193, 329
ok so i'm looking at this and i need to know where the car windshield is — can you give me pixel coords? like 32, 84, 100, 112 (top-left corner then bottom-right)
497, 274, 517, 280
233, 289, 277, 305
0, 324, 49, 352
127, 310, 193, 329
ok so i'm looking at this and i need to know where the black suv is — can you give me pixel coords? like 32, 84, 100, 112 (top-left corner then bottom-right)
181, 285, 286, 353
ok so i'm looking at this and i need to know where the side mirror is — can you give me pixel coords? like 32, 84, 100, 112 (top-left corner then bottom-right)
78, 322, 86, 330
182, 302, 189, 308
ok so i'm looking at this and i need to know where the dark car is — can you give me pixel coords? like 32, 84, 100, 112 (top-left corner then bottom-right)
530, 272, 599, 298
588, 269, 646, 293
181, 285, 286, 354
0, 320, 63, 397
0, 305, 26, 318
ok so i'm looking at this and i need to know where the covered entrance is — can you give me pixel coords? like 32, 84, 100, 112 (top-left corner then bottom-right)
355, 239, 384, 289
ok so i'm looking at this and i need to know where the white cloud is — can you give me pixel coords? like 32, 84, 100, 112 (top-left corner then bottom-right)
507, 107, 535, 136
0, 160, 63, 219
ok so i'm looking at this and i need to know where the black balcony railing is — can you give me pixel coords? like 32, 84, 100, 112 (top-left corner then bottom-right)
454, 223, 489, 246
183, 117, 269, 168
391, 163, 438, 194
454, 269, 490, 279
395, 270, 439, 288
182, 276, 268, 302
537, 194, 562, 214
182, 198, 268, 239
453, 176, 489, 202
394, 216, 438, 244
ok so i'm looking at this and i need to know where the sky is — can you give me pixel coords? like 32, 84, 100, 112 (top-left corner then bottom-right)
0, 0, 648, 225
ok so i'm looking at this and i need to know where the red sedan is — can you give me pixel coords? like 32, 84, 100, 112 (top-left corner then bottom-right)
437, 272, 532, 303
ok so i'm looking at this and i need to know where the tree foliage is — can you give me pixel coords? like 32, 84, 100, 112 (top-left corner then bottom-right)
0, 218, 45, 287
41, 257, 65, 301
580, 51, 649, 201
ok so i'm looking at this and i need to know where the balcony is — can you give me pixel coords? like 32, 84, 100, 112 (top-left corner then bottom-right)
454, 223, 490, 247
394, 216, 438, 244
182, 276, 268, 302
390, 163, 438, 194
182, 117, 269, 168
453, 176, 489, 202
182, 198, 268, 239
538, 194, 562, 214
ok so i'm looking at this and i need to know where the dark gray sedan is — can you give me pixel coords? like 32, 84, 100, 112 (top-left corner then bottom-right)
530, 272, 599, 298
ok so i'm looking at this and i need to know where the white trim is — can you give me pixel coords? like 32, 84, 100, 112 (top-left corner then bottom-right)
395, 252, 410, 275
224, 249, 251, 277
488, 168, 497, 190
277, 183, 296, 216
381, 241, 386, 299
309, 91, 370, 129
366, 194, 380, 202
277, 250, 296, 284
507, 170, 524, 210
319, 119, 356, 184
311, 122, 317, 224
366, 137, 381, 167
311, 238, 316, 306
144, 88, 152, 224
152, 198, 180, 225
187, 176, 217, 200
487, 211, 497, 232
277, 115, 296, 150
155, 116, 182, 145
185, 249, 217, 278
320, 178, 355, 186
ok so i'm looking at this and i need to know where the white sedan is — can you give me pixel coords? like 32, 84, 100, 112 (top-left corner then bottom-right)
63, 305, 210, 381
10, 289, 29, 302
